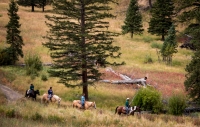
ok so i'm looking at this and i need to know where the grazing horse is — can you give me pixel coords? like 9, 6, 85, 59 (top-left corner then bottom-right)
115, 106, 141, 115
41, 93, 61, 106
25, 89, 40, 100
73, 100, 96, 109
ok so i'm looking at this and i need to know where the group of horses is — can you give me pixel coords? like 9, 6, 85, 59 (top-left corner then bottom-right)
25, 89, 141, 115
25, 89, 61, 106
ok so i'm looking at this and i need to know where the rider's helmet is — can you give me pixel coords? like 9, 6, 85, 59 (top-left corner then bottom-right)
126, 98, 129, 100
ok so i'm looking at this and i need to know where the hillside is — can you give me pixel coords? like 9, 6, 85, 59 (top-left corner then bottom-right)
0, 0, 192, 98
0, 1, 200, 127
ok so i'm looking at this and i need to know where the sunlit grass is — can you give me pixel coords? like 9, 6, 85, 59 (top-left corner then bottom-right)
0, 99, 198, 127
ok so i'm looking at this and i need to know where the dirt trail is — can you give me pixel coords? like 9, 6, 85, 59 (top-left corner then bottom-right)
0, 84, 23, 102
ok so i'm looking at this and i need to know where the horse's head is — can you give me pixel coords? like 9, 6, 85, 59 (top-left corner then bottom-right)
136, 106, 141, 113
133, 106, 141, 113
35, 90, 40, 95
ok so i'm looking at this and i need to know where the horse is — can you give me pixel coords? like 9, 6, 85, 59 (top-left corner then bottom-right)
25, 89, 40, 100
41, 93, 61, 106
115, 106, 141, 115
73, 100, 96, 110
128, 106, 141, 115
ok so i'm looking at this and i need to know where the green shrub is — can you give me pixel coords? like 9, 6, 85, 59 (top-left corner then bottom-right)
0, 48, 13, 65
168, 93, 186, 116
0, 106, 6, 116
6, 109, 15, 118
143, 36, 153, 43
151, 42, 162, 49
41, 74, 48, 81
144, 54, 153, 64
31, 112, 43, 121
132, 87, 163, 113
24, 53, 43, 78
47, 115, 64, 123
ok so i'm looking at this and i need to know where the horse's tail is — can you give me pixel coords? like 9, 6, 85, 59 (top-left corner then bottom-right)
115, 106, 119, 114
25, 90, 28, 97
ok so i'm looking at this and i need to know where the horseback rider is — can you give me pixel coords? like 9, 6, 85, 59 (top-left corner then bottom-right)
48, 87, 53, 101
81, 93, 85, 109
125, 98, 130, 115
27, 84, 34, 97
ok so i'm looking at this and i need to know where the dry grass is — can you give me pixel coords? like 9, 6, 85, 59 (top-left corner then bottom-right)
0, 99, 199, 127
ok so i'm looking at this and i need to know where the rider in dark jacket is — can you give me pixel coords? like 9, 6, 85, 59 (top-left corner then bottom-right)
125, 98, 130, 114
48, 87, 53, 101
28, 84, 34, 96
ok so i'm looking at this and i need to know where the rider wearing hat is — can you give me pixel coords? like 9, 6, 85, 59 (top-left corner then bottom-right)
125, 98, 130, 114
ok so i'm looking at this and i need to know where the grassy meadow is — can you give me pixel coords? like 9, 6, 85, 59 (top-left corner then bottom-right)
0, 0, 199, 126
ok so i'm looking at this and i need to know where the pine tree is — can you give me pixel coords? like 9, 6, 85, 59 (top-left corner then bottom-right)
184, 23, 200, 103
148, 0, 175, 40
17, 0, 52, 12
43, 0, 123, 100
5, 0, 24, 65
180, 1, 200, 103
160, 24, 177, 65
121, 0, 143, 38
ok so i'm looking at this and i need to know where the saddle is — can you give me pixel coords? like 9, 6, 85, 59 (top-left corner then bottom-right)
123, 107, 126, 110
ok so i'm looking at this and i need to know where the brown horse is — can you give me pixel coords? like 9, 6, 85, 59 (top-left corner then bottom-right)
73, 100, 96, 110
115, 106, 141, 115
41, 93, 61, 106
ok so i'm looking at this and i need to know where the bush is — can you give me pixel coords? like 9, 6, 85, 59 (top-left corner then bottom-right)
6, 109, 15, 118
24, 53, 43, 78
47, 115, 64, 123
144, 54, 153, 64
168, 93, 186, 116
0, 48, 13, 65
143, 36, 154, 43
31, 112, 43, 121
132, 87, 163, 113
41, 74, 48, 81
151, 42, 162, 49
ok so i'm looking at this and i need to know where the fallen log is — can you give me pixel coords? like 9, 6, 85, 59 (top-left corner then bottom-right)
102, 68, 148, 87
111, 78, 147, 86
106, 67, 132, 80
100, 77, 147, 86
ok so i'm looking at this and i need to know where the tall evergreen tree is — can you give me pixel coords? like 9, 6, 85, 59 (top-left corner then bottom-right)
160, 24, 177, 65
17, 0, 52, 12
43, 0, 123, 100
177, 0, 200, 103
5, 0, 24, 65
184, 26, 200, 103
121, 0, 143, 38
148, 0, 175, 40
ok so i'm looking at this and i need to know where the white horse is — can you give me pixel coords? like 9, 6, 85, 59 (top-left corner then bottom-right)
41, 93, 61, 106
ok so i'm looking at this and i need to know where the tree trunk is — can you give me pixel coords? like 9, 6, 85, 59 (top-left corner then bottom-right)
31, 4, 34, 12
101, 68, 147, 87
42, 5, 44, 12
80, 0, 88, 100
162, 29, 165, 41
131, 32, 133, 38
149, 0, 152, 8
100, 79, 147, 86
